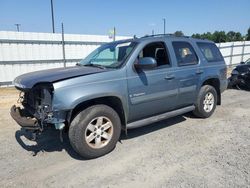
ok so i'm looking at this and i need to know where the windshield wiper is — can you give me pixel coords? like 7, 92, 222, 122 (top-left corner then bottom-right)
84, 64, 106, 69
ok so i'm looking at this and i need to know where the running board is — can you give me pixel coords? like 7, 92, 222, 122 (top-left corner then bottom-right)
127, 105, 195, 129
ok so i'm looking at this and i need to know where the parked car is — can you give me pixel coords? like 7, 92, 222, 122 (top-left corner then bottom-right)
10, 34, 228, 158
229, 58, 250, 90
244, 58, 250, 65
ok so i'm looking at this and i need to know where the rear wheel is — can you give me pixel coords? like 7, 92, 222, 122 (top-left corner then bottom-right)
69, 105, 121, 159
193, 85, 217, 118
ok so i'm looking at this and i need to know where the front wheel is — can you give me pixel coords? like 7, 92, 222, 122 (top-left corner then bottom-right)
193, 85, 217, 118
69, 105, 121, 159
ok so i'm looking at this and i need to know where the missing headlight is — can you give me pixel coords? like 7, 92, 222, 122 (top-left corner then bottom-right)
21, 83, 54, 121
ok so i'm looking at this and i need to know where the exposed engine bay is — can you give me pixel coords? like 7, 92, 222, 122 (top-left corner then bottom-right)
10, 83, 63, 132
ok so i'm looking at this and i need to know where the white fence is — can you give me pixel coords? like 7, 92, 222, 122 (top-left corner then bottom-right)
217, 41, 250, 66
0, 31, 130, 85
0, 31, 250, 85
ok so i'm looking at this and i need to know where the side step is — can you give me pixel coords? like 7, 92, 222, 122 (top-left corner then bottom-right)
127, 105, 195, 129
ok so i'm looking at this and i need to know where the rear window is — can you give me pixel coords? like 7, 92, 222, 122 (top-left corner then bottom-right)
197, 42, 223, 62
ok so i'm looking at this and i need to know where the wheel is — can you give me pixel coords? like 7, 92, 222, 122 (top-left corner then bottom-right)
69, 105, 121, 159
193, 85, 217, 118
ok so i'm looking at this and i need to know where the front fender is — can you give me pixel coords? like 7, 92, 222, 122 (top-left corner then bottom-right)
52, 77, 128, 116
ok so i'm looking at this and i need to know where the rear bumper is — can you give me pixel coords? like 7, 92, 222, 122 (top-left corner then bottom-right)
10, 105, 40, 130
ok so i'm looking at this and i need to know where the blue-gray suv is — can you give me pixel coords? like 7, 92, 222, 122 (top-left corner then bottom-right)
11, 35, 228, 158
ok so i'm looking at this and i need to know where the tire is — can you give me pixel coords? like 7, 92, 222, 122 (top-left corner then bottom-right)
69, 105, 121, 159
193, 85, 217, 118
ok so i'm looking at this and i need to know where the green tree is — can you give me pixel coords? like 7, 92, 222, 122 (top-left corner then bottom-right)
174, 31, 184, 37
213, 31, 228, 43
201, 32, 214, 41
193, 30, 246, 42
235, 32, 243, 41
192, 33, 201, 39
227, 31, 236, 41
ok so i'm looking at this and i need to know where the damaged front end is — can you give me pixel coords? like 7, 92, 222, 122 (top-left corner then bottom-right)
229, 65, 250, 90
10, 83, 66, 139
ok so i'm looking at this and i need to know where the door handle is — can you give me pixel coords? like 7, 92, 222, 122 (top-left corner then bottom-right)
165, 74, 175, 80
196, 70, 204, 75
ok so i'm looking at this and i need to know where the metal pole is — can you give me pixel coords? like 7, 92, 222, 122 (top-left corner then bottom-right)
15, 24, 20, 32
113, 27, 116, 41
241, 40, 246, 62
61, 23, 66, 68
229, 42, 234, 67
163, 18, 166, 34
113, 27, 116, 60
51, 0, 55, 33
152, 29, 154, 35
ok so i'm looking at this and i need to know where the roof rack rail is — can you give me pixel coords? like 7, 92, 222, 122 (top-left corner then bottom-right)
140, 33, 191, 39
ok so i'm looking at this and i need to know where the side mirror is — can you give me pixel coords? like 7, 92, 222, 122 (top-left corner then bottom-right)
240, 61, 245, 65
134, 57, 157, 70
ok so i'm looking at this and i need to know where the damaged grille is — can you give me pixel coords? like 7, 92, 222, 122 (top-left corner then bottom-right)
20, 84, 54, 120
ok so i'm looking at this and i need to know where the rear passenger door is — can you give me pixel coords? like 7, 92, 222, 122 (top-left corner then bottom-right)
170, 41, 201, 107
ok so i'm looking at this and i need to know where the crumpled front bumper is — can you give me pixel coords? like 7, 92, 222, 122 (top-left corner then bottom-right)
10, 105, 40, 130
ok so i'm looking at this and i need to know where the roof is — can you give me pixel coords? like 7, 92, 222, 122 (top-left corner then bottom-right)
112, 34, 213, 44
138, 34, 212, 42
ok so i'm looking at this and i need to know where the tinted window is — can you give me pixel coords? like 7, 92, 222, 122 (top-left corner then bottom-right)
172, 42, 198, 66
197, 42, 223, 62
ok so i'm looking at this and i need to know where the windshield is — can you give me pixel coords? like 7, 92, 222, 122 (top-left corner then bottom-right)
79, 41, 136, 68
245, 58, 250, 65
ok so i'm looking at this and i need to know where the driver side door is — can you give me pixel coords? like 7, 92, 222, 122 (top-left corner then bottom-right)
126, 41, 179, 122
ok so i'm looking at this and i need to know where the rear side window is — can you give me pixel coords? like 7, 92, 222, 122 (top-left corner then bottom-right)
172, 42, 198, 66
197, 42, 223, 62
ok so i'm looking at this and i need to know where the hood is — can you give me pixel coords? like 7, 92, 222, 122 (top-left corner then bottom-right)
14, 66, 106, 89
235, 64, 250, 73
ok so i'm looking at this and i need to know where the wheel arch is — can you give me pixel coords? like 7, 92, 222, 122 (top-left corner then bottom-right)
69, 96, 127, 131
201, 77, 221, 105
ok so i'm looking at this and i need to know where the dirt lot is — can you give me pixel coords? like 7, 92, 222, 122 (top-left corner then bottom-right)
0, 88, 249, 188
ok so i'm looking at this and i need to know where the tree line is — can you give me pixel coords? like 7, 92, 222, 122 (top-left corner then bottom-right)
173, 27, 250, 43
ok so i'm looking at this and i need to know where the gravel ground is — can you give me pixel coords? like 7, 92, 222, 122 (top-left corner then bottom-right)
0, 88, 249, 188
